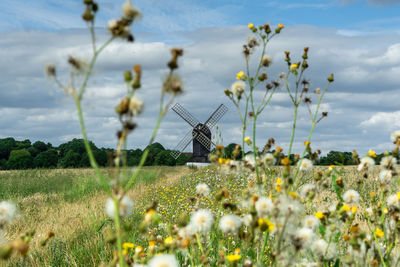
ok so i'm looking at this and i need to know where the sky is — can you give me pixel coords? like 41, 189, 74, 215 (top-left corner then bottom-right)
1, 0, 400, 156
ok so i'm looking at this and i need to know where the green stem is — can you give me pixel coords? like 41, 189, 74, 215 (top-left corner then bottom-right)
258, 230, 269, 265
113, 197, 126, 267
287, 104, 298, 157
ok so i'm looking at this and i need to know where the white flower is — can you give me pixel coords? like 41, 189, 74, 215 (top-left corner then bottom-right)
312, 239, 328, 257
380, 156, 397, 170
304, 215, 319, 229
178, 225, 194, 239
129, 96, 144, 116
357, 156, 375, 172
105, 195, 134, 218
219, 214, 242, 233
387, 194, 400, 209
296, 227, 314, 246
190, 209, 214, 233
278, 195, 301, 216
243, 154, 257, 168
262, 153, 276, 166
0, 201, 17, 225
379, 170, 393, 185
300, 184, 316, 198
148, 254, 178, 267
255, 197, 274, 217
343, 190, 360, 204
231, 81, 246, 97
196, 183, 210, 197
298, 158, 313, 172
365, 208, 373, 216
391, 130, 400, 143
243, 214, 253, 227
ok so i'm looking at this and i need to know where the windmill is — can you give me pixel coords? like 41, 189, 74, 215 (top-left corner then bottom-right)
170, 103, 228, 162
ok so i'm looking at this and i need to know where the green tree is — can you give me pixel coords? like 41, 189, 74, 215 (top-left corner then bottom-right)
60, 150, 81, 168
34, 149, 59, 168
154, 150, 176, 166
0, 137, 16, 160
7, 149, 33, 169
144, 142, 165, 166
28, 146, 40, 158
33, 141, 48, 152
14, 139, 31, 150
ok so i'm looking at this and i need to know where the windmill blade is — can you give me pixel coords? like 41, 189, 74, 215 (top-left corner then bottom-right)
196, 131, 216, 151
204, 104, 228, 130
170, 129, 198, 159
172, 103, 201, 128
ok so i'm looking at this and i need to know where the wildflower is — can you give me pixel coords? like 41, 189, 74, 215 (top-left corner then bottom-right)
341, 204, 350, 212
281, 157, 291, 166
148, 254, 179, 267
368, 149, 376, 158
380, 156, 397, 170
357, 156, 375, 172
304, 215, 319, 229
365, 207, 373, 216
379, 170, 393, 185
314, 211, 324, 220
243, 214, 253, 227
219, 214, 242, 233
301, 184, 316, 198
226, 254, 242, 263
258, 218, 275, 232
261, 55, 272, 67
189, 209, 214, 233
275, 23, 285, 33
0, 201, 16, 225
231, 81, 246, 97
312, 239, 328, 257
351, 206, 357, 214
343, 190, 360, 204
290, 63, 299, 73
391, 130, 400, 143
262, 153, 276, 166
45, 64, 56, 78
121, 0, 142, 21
278, 195, 301, 216
244, 136, 252, 145
105, 195, 134, 218
162, 74, 184, 96
375, 228, 384, 238
248, 23, 254, 29
122, 242, 134, 249
129, 96, 144, 116
298, 158, 313, 172
255, 197, 273, 217
196, 183, 210, 197
178, 225, 194, 239
236, 71, 245, 80
387, 194, 399, 209
296, 227, 314, 246
248, 36, 259, 48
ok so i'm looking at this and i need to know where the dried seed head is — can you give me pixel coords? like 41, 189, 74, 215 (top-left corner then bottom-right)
45, 64, 56, 78
163, 75, 184, 95
261, 55, 272, 67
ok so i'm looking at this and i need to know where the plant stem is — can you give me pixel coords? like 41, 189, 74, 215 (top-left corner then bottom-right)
113, 197, 126, 267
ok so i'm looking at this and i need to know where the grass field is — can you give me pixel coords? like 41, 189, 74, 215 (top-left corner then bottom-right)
0, 166, 195, 266
0, 165, 386, 266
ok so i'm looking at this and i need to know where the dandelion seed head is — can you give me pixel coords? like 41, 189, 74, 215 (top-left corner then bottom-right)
312, 239, 328, 256
255, 197, 273, 217
231, 81, 246, 97
296, 227, 314, 245
380, 156, 397, 170
219, 214, 242, 233
148, 254, 179, 267
379, 170, 393, 185
391, 130, 400, 143
343, 190, 360, 204
243, 214, 253, 227
357, 156, 375, 172
105, 195, 134, 218
190, 209, 213, 233
298, 158, 313, 172
262, 153, 276, 166
262, 55, 272, 67
304, 215, 319, 229
196, 183, 210, 197
300, 184, 315, 198
387, 194, 399, 209
0, 201, 17, 225
129, 96, 144, 116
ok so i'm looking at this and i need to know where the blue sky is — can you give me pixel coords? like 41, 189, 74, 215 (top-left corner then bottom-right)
1, 0, 400, 155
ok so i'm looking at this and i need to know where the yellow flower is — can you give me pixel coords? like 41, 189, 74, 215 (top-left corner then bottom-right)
276, 178, 283, 185
122, 242, 135, 249
288, 191, 298, 199
234, 248, 241, 254
135, 246, 143, 253
384, 208, 388, 214
329, 165, 335, 169
314, 211, 324, 219
164, 236, 174, 246
341, 204, 350, 212
227, 254, 242, 263
370, 191, 376, 197
244, 136, 252, 145
219, 158, 231, 164
375, 228, 384, 238
275, 146, 283, 152
397, 192, 400, 200
351, 206, 357, 214
236, 71, 245, 80
275, 185, 281, 193
248, 23, 254, 29
290, 63, 299, 70
277, 23, 285, 29
304, 141, 311, 146
368, 149, 377, 158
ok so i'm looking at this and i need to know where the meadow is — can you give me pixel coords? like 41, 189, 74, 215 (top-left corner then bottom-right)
0, 164, 394, 266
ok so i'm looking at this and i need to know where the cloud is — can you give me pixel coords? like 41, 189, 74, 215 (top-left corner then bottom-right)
339, 0, 400, 6
1, 24, 400, 156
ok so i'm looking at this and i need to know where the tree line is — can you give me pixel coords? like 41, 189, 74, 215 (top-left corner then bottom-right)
0, 138, 190, 170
